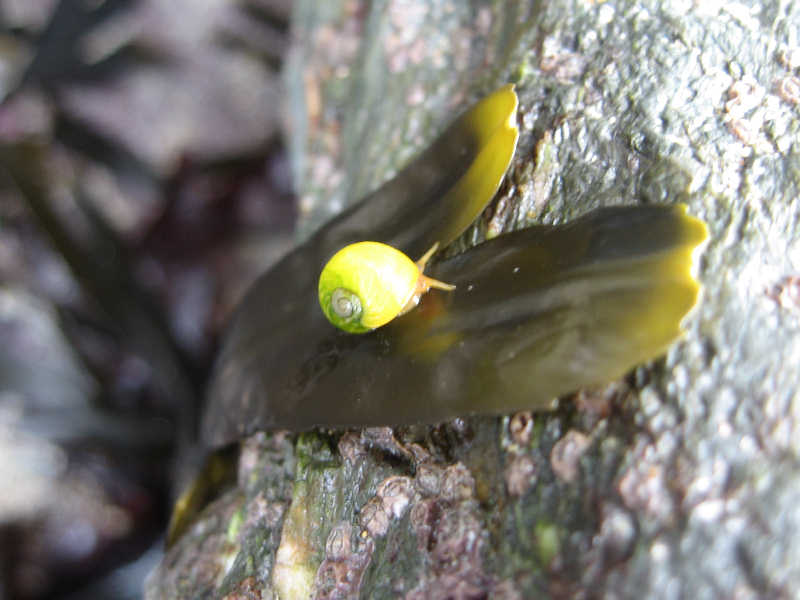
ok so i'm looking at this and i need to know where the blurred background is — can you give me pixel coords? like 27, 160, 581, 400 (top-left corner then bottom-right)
0, 1, 295, 597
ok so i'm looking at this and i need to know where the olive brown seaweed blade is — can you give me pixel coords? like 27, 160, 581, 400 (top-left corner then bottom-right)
271, 204, 706, 430
413, 203, 708, 417
206, 201, 706, 437
203, 86, 519, 446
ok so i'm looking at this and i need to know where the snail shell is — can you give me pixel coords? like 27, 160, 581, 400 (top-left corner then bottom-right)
318, 241, 453, 333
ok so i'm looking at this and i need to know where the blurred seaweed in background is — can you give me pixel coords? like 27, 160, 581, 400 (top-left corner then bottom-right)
0, 0, 294, 597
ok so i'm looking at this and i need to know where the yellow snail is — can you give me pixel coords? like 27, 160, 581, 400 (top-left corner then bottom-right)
318, 241, 455, 333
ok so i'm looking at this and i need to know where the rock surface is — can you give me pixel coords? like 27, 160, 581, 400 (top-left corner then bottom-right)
148, 0, 800, 598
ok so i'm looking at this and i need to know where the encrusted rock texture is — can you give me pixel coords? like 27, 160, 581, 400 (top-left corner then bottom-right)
148, 0, 800, 598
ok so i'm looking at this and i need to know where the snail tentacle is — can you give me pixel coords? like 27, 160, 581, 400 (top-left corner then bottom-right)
414, 241, 456, 293
396, 242, 456, 317
415, 241, 441, 271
